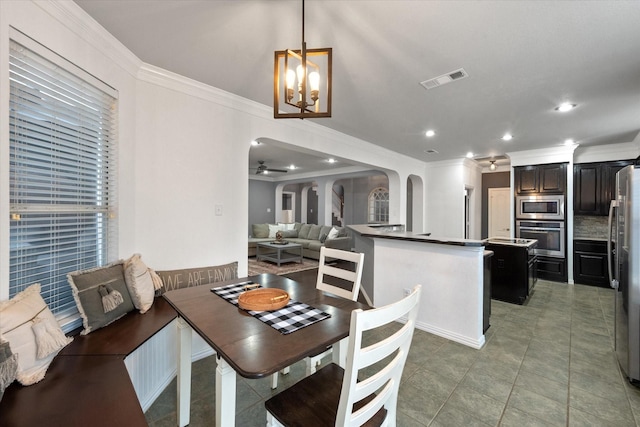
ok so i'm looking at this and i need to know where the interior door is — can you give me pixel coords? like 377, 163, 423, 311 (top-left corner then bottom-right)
489, 187, 511, 237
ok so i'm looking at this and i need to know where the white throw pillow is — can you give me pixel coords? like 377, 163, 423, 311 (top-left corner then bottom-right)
268, 224, 283, 238
0, 284, 72, 385
278, 222, 295, 231
124, 254, 155, 314
327, 227, 340, 240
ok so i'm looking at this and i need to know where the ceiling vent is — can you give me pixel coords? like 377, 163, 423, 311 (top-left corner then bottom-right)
420, 68, 468, 90
424, 149, 439, 154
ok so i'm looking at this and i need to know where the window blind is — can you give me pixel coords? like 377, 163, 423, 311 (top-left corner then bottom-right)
9, 37, 118, 330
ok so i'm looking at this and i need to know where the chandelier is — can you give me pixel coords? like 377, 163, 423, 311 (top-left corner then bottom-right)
274, 0, 332, 119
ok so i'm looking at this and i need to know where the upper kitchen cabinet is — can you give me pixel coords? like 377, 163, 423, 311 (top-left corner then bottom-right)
574, 160, 634, 215
515, 163, 567, 195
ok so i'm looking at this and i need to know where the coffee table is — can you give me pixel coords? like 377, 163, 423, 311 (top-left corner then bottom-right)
256, 241, 303, 266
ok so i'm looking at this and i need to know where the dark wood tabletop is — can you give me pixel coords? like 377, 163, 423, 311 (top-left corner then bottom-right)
163, 273, 368, 379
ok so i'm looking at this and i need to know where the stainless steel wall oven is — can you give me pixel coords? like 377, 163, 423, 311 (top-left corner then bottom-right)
516, 220, 565, 258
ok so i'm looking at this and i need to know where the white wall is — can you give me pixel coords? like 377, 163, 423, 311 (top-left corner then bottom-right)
425, 159, 467, 238
463, 158, 483, 239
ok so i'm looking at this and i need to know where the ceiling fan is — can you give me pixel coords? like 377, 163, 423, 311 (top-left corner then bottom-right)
252, 160, 288, 175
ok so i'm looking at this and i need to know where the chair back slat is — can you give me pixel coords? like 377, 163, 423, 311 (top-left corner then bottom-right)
316, 247, 364, 302
336, 285, 422, 427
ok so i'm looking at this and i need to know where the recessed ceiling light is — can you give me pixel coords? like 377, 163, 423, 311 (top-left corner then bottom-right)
425, 129, 435, 137
555, 102, 577, 112
251, 140, 261, 146
564, 139, 575, 146
289, 164, 297, 170
327, 158, 336, 164
466, 152, 474, 159
502, 133, 513, 141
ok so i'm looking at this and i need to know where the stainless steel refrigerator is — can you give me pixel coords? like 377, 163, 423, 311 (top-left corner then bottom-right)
609, 164, 640, 383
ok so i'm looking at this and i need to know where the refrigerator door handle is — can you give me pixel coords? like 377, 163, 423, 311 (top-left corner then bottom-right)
608, 199, 618, 289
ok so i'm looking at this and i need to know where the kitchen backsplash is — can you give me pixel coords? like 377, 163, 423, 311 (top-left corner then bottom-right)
574, 215, 609, 239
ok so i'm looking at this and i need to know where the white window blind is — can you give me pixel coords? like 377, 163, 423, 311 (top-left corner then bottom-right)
9, 37, 118, 331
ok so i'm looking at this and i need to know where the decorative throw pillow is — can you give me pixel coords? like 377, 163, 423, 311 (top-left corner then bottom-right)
0, 338, 18, 400
298, 224, 312, 239
278, 222, 295, 231
307, 225, 323, 241
124, 254, 155, 314
281, 229, 298, 238
252, 223, 269, 238
319, 232, 328, 243
268, 224, 283, 238
156, 261, 239, 294
327, 227, 340, 240
0, 284, 72, 385
68, 261, 135, 335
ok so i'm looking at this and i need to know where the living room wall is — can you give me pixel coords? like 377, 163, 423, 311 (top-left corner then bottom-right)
248, 180, 276, 235
337, 174, 389, 225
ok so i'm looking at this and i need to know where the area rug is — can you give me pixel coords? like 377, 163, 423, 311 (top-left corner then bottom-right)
248, 258, 319, 276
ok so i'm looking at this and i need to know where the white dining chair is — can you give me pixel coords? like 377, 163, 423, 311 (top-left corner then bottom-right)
265, 285, 422, 427
271, 246, 364, 389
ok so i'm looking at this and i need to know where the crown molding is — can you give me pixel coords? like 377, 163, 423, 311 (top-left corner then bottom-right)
507, 144, 578, 167
36, 1, 142, 76
574, 141, 639, 164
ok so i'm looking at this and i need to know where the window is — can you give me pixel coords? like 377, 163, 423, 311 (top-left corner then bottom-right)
368, 187, 389, 223
9, 36, 118, 331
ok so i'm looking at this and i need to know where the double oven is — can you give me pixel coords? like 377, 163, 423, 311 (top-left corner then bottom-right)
515, 195, 566, 258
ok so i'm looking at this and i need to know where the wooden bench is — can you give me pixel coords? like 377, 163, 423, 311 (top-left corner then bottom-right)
0, 297, 178, 427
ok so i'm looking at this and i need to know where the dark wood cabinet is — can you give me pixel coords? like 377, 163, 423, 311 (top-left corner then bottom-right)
574, 160, 634, 216
515, 163, 567, 195
574, 163, 602, 215
537, 256, 566, 282
485, 243, 531, 305
574, 239, 609, 287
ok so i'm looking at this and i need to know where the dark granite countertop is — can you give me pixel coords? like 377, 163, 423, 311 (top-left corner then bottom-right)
348, 224, 485, 247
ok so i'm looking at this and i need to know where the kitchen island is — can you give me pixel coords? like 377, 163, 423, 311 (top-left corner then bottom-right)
348, 224, 488, 349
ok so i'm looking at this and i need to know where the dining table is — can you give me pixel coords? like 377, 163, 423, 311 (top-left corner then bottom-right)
162, 272, 369, 427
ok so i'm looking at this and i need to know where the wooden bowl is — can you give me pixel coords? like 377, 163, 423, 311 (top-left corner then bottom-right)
238, 288, 290, 311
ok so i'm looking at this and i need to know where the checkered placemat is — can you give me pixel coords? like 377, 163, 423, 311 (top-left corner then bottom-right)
211, 282, 331, 335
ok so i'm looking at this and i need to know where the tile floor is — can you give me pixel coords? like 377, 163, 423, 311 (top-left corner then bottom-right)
146, 278, 640, 426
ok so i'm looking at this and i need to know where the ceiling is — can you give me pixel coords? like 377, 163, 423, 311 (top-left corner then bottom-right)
75, 1, 640, 177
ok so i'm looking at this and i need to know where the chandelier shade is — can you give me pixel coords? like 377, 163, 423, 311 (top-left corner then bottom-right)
274, 0, 332, 119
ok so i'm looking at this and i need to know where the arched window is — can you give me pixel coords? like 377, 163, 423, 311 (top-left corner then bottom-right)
368, 187, 389, 223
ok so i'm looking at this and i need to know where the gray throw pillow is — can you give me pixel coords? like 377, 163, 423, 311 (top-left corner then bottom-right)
298, 224, 312, 239
252, 223, 269, 238
281, 229, 298, 238
0, 339, 18, 401
68, 261, 135, 335
319, 232, 328, 243
156, 261, 238, 294
307, 225, 323, 241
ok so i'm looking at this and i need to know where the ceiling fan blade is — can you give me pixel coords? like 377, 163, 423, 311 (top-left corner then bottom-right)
266, 168, 288, 173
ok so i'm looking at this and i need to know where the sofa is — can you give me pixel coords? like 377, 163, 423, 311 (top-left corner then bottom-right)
249, 223, 352, 260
